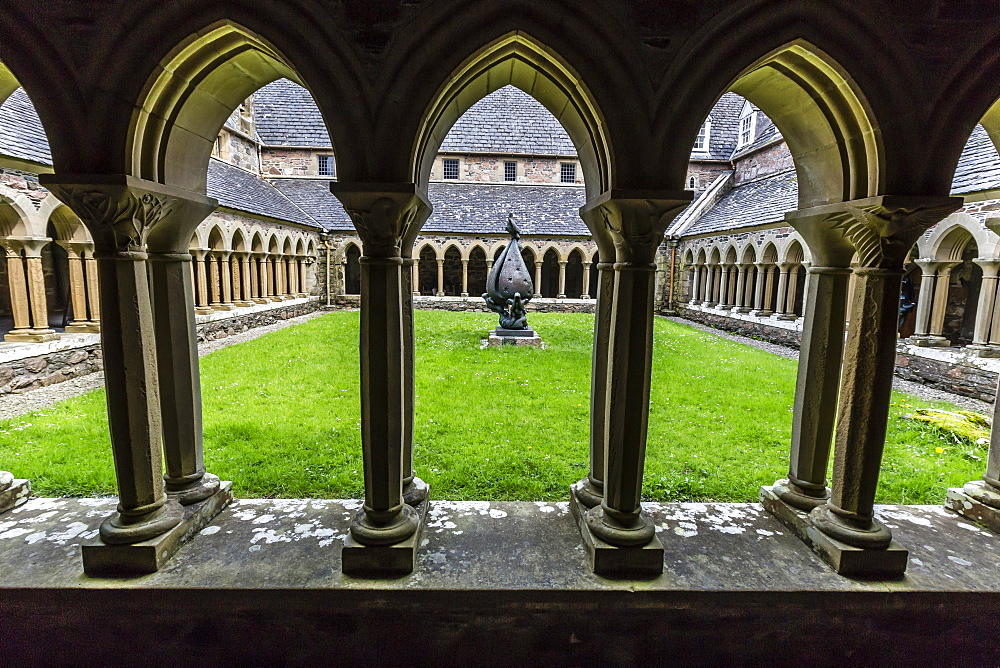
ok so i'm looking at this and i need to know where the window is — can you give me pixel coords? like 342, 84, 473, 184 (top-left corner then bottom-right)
560, 162, 577, 183
688, 175, 698, 189
504, 161, 517, 182
738, 105, 756, 147
442, 158, 459, 179
693, 120, 710, 152
317, 154, 335, 176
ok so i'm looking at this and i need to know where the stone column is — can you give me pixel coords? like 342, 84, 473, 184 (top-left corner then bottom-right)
716, 264, 732, 310
207, 253, 223, 308
411, 258, 421, 296
577, 191, 689, 575
2, 238, 58, 342
582, 261, 592, 299
773, 263, 792, 317
926, 261, 961, 343
749, 263, 769, 315
216, 252, 234, 309
331, 183, 432, 568
705, 265, 718, 306
191, 249, 212, 314
435, 258, 444, 296
970, 259, 1000, 350
60, 241, 100, 332
249, 254, 262, 302
734, 264, 749, 312
84, 249, 101, 325
763, 266, 778, 313
461, 258, 469, 297
557, 260, 568, 299
777, 264, 801, 320
768, 210, 855, 511
808, 197, 960, 559
264, 254, 275, 300
533, 262, 543, 298
907, 259, 942, 343
41, 177, 205, 546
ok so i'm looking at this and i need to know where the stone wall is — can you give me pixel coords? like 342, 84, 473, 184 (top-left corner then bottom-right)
686, 162, 730, 191
0, 167, 47, 207
0, 343, 102, 395
431, 154, 583, 184
261, 148, 328, 177
0, 300, 323, 396
678, 309, 1000, 402
734, 141, 794, 185
334, 294, 596, 314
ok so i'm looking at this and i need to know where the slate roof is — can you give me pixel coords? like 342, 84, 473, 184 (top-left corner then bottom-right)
952, 124, 1000, 195
269, 178, 590, 235
423, 182, 588, 235
684, 169, 798, 236
254, 79, 332, 147
0, 88, 51, 166
268, 178, 352, 230
207, 159, 319, 228
438, 86, 577, 156
690, 92, 745, 162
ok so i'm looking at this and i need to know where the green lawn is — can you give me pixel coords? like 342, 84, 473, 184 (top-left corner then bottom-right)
0, 311, 985, 504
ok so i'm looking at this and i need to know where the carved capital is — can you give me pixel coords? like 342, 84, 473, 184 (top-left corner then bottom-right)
330, 183, 431, 258
39, 175, 217, 255
580, 190, 690, 264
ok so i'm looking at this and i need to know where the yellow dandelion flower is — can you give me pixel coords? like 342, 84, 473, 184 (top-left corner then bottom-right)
935, 447, 944, 454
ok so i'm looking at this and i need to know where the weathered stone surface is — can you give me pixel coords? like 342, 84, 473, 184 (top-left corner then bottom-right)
569, 483, 664, 577
945, 486, 1000, 534
760, 486, 908, 577
0, 478, 30, 514
342, 497, 429, 576
81, 482, 233, 576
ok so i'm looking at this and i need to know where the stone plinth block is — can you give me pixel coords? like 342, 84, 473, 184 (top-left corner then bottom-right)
760, 486, 907, 578
484, 328, 544, 348
342, 497, 430, 577
945, 486, 1000, 533
82, 481, 233, 577
4, 332, 60, 343
0, 478, 31, 514
569, 483, 664, 578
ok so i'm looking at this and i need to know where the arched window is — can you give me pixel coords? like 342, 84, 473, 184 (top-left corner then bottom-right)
344, 245, 361, 295
541, 249, 560, 298
468, 247, 488, 297
565, 250, 584, 298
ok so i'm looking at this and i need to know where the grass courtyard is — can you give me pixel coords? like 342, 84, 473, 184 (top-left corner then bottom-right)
0, 310, 985, 504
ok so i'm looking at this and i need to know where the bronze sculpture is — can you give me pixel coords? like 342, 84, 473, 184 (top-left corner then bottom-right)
483, 213, 534, 331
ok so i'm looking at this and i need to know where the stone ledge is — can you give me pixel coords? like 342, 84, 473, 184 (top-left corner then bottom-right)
2, 497, 1000, 661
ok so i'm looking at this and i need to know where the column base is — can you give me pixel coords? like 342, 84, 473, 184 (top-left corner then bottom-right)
342, 496, 429, 577
403, 476, 430, 507
232, 300, 255, 308
775, 314, 799, 321
252, 298, 271, 304
760, 486, 907, 578
568, 490, 663, 578
461, 292, 469, 297
734, 307, 753, 314
749, 310, 772, 317
296, 293, 308, 298
64, 322, 101, 333
581, 294, 591, 300
82, 481, 233, 576
0, 478, 31, 514
906, 335, 951, 347
167, 472, 222, 506
557, 294, 566, 299
211, 303, 236, 311
570, 479, 603, 509
4, 329, 60, 343
716, 305, 733, 312
944, 483, 1000, 533
194, 306, 214, 315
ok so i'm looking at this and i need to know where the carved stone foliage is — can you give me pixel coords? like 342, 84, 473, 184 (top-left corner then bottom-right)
829, 198, 963, 269
332, 187, 431, 258
44, 184, 174, 253
585, 195, 689, 264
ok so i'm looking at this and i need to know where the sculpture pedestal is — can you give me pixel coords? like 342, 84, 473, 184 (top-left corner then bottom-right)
0, 479, 30, 514
485, 328, 543, 348
760, 485, 908, 578
82, 481, 233, 576
569, 482, 664, 578
342, 497, 430, 577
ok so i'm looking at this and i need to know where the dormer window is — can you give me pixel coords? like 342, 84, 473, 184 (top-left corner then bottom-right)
738, 104, 756, 147
693, 119, 710, 153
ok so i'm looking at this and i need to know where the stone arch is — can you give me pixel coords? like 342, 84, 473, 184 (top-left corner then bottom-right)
441, 241, 463, 260
412, 32, 612, 199
206, 225, 227, 252
282, 236, 294, 256
250, 231, 265, 254
294, 238, 305, 256
740, 245, 757, 265
783, 239, 805, 265
926, 215, 993, 261
231, 227, 249, 254
126, 21, 337, 194
467, 245, 488, 298
44, 203, 89, 243
760, 242, 779, 264
565, 247, 585, 299
417, 243, 438, 295
708, 247, 722, 266
696, 247, 707, 265
343, 242, 361, 296
723, 246, 738, 265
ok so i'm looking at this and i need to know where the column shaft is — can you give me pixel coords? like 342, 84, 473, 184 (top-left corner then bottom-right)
436, 258, 444, 296
558, 260, 567, 298
461, 258, 469, 296
5, 252, 31, 332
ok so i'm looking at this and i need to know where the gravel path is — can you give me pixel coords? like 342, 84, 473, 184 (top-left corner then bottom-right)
0, 309, 329, 421
666, 316, 994, 414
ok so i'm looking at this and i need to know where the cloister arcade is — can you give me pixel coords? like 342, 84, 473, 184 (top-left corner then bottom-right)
3, 2, 1000, 656
340, 237, 597, 299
